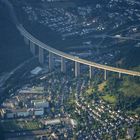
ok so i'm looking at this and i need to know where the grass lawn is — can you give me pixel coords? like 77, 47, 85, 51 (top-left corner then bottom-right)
120, 79, 140, 97
1, 120, 20, 131
30, 87, 44, 94
102, 94, 116, 104
0, 120, 42, 132
19, 121, 42, 130
86, 87, 95, 96
6, 136, 36, 140
98, 81, 107, 92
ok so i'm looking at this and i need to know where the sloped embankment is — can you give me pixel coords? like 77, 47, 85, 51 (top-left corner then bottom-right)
0, 3, 31, 74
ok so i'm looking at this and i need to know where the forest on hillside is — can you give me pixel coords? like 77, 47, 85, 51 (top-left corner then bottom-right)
0, 3, 31, 74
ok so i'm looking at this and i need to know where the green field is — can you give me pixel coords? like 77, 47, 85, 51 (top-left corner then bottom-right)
85, 87, 95, 96
6, 136, 36, 140
102, 94, 116, 104
0, 120, 43, 132
98, 81, 107, 92
120, 79, 140, 97
30, 87, 44, 94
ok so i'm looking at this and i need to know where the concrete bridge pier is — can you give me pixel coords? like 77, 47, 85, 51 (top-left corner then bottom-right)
24, 36, 29, 45
119, 73, 121, 79
89, 66, 92, 79
49, 52, 54, 71
61, 57, 66, 73
75, 62, 80, 77
30, 42, 36, 55
104, 70, 107, 80
39, 47, 44, 64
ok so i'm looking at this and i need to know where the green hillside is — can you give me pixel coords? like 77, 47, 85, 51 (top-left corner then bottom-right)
0, 3, 31, 74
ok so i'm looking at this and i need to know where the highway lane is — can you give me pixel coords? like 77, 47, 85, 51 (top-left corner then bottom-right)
93, 34, 140, 41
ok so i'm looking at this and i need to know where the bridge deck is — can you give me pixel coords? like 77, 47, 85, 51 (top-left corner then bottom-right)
17, 25, 140, 77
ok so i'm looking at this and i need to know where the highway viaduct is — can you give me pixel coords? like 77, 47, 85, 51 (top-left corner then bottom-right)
3, 0, 140, 79
18, 24, 140, 79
